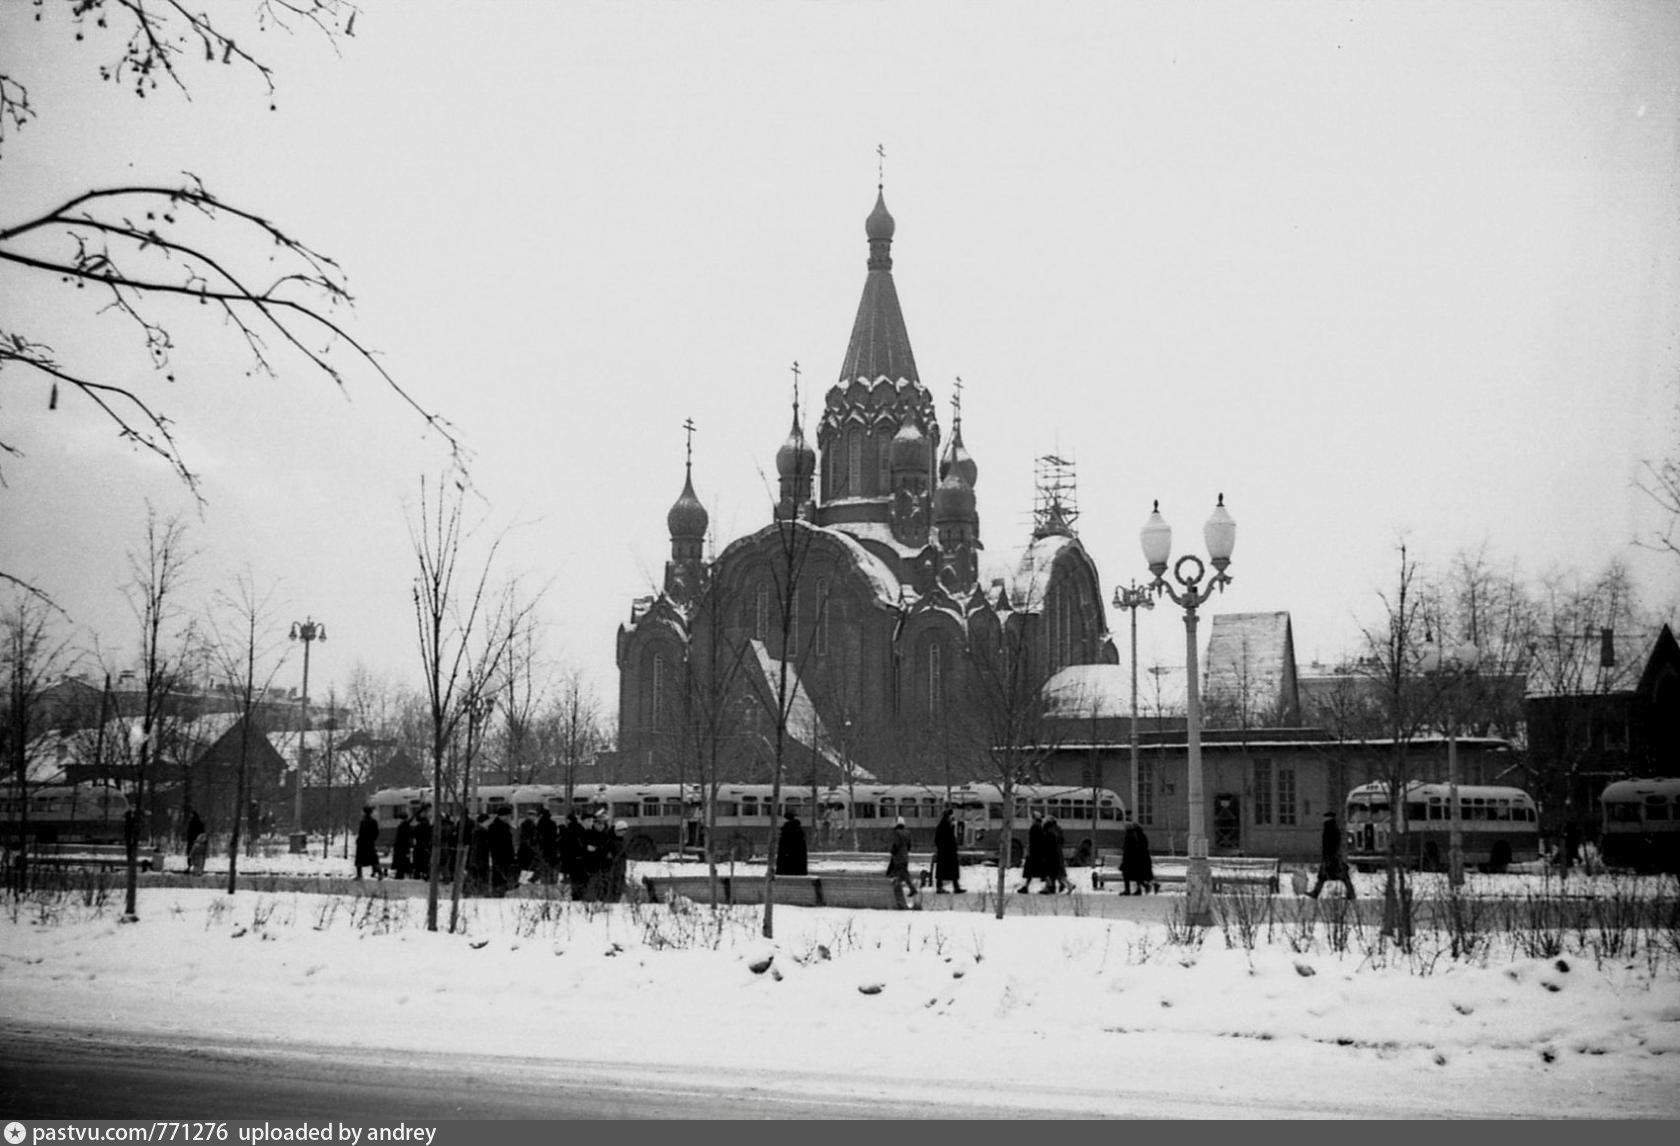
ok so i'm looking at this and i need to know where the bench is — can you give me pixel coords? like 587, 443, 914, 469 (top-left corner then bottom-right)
1093, 855, 1282, 894
643, 872, 911, 911
12, 844, 159, 873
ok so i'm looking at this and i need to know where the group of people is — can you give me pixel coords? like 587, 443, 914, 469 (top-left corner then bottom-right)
1018, 810, 1074, 894
368, 803, 633, 901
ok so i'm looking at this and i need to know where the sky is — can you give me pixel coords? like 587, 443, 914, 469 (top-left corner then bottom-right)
2, 1, 1678, 721
2, 857, 1677, 1118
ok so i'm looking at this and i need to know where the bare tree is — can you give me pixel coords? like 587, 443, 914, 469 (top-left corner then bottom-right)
0, 2, 462, 594
1637, 389, 1680, 564
547, 665, 604, 798
1356, 541, 1434, 945
115, 504, 196, 920
409, 476, 532, 932
2, 588, 81, 890
203, 569, 288, 893
966, 613, 1063, 920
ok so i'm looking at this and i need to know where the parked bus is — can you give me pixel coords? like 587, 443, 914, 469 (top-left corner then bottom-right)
1599, 778, 1680, 874
1344, 781, 1539, 873
369, 781, 1127, 864
0, 783, 131, 846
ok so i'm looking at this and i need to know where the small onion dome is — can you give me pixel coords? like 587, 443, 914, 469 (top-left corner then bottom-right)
939, 432, 977, 489
933, 469, 975, 523
776, 423, 816, 479
889, 419, 927, 471
667, 471, 709, 541
866, 187, 895, 242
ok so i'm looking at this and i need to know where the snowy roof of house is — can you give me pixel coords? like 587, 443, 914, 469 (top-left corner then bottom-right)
747, 641, 875, 782
1203, 612, 1297, 718
1522, 627, 1668, 699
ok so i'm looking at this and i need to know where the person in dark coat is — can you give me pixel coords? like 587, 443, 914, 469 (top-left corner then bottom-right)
580, 812, 610, 902
391, 809, 413, 880
185, 809, 208, 875
516, 809, 539, 881
537, 807, 559, 884
354, 806, 383, 881
1309, 811, 1356, 899
886, 817, 917, 909
469, 812, 492, 895
487, 806, 516, 897
933, 808, 964, 893
438, 812, 459, 883
1042, 815, 1070, 893
410, 805, 433, 882
561, 812, 587, 900
1017, 810, 1047, 893
1120, 818, 1153, 895
775, 810, 808, 876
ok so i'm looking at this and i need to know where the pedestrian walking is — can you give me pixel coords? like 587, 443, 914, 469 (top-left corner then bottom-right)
1308, 810, 1356, 899
516, 808, 539, 883
607, 819, 630, 900
1043, 814, 1071, 893
487, 806, 516, 897
1017, 810, 1047, 893
392, 809, 413, 880
537, 806, 559, 884
775, 810, 808, 876
411, 805, 433, 881
1119, 818, 1153, 895
886, 816, 918, 909
354, 806, 384, 881
185, 808, 208, 875
933, 808, 964, 893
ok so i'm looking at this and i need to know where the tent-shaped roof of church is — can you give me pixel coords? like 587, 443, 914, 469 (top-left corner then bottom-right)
1203, 612, 1299, 724
836, 187, 919, 385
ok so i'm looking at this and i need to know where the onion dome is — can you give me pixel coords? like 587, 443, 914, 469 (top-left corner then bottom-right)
889, 419, 927, 472
933, 469, 976, 523
865, 187, 896, 242
666, 469, 708, 543
776, 418, 816, 480
939, 423, 977, 489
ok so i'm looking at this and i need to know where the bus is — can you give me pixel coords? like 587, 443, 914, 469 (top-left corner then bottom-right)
1599, 778, 1680, 874
1344, 781, 1540, 874
368, 781, 1128, 865
0, 783, 132, 846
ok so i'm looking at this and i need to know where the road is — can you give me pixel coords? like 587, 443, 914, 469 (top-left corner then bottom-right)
0, 1023, 1417, 1120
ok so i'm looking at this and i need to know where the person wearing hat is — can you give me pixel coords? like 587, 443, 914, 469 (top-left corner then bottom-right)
603, 818, 629, 901
1309, 810, 1356, 899
886, 815, 917, 909
354, 805, 384, 882
1018, 809, 1048, 893
933, 807, 963, 894
775, 809, 808, 877
487, 805, 516, 897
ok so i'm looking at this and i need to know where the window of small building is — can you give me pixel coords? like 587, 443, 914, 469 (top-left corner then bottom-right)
1253, 759, 1273, 825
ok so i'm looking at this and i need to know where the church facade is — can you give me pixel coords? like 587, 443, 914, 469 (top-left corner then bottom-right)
616, 188, 1117, 786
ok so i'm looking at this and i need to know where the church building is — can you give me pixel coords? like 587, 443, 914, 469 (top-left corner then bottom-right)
616, 188, 1117, 785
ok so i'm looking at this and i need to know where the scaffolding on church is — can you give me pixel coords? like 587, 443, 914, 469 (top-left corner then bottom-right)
1033, 453, 1079, 538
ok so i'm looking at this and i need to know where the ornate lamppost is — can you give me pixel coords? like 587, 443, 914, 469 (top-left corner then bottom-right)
288, 618, 326, 855
1140, 495, 1236, 927
1420, 634, 1479, 890
1111, 581, 1154, 827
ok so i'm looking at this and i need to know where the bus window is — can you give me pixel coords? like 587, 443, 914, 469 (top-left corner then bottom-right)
612, 803, 639, 819
1646, 797, 1671, 822
878, 798, 896, 819
714, 802, 738, 817
1406, 802, 1425, 822
854, 803, 877, 819
921, 798, 939, 820
662, 801, 685, 817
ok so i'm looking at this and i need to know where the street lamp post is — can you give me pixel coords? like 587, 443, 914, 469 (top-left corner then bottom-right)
1420, 635, 1479, 890
1140, 495, 1236, 928
1111, 582, 1155, 827
288, 618, 326, 855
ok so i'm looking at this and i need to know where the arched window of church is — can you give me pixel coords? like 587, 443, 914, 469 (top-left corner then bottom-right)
847, 429, 863, 497
787, 588, 799, 658
876, 429, 890, 494
755, 583, 769, 641
927, 641, 943, 719
652, 653, 667, 728
815, 578, 829, 656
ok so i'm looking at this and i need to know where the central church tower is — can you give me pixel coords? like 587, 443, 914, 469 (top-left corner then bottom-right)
815, 187, 941, 551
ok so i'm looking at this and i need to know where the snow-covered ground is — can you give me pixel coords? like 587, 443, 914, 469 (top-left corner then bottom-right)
2, 857, 1677, 1118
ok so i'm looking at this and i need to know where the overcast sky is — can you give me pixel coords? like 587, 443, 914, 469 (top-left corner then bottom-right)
2, 1, 1676, 716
